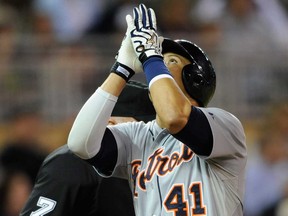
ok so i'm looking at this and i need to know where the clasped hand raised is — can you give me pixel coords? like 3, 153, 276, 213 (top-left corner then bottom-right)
126, 4, 163, 63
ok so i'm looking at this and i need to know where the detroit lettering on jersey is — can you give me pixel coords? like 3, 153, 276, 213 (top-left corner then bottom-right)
131, 144, 194, 195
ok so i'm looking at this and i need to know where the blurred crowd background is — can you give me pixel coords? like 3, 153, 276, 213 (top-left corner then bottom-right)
0, 0, 287, 216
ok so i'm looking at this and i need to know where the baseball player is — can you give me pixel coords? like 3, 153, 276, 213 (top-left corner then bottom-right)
20, 81, 155, 216
68, 4, 247, 216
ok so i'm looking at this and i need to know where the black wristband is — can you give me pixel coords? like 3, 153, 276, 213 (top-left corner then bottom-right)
111, 61, 135, 82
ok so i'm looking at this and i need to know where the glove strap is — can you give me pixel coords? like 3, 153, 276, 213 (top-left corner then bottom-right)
111, 61, 135, 82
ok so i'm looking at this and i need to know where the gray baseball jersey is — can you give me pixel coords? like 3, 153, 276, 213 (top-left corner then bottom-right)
106, 107, 247, 216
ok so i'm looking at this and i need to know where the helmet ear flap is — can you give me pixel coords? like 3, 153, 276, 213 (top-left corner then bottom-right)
183, 63, 205, 83
182, 63, 206, 106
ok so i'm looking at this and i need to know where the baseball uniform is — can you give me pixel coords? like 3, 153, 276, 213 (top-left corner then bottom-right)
93, 107, 247, 216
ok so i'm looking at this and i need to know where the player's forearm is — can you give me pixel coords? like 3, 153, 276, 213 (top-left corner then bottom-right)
143, 58, 191, 133
67, 87, 117, 159
150, 78, 191, 133
100, 73, 127, 97
68, 74, 125, 159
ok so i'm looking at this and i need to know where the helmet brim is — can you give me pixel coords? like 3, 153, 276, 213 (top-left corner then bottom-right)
162, 38, 194, 63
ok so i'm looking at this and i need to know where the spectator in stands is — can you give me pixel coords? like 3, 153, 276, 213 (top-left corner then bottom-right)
0, 104, 47, 180
193, 0, 284, 114
33, 0, 106, 42
244, 103, 288, 216
254, 0, 288, 48
0, 3, 19, 73
156, 0, 195, 34
87, 0, 138, 34
0, 171, 32, 216
0, 104, 47, 216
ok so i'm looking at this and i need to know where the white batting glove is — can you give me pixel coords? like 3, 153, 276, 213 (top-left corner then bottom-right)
111, 21, 143, 81
116, 28, 143, 73
126, 4, 163, 64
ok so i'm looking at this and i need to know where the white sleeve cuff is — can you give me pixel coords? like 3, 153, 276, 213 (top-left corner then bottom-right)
148, 74, 174, 89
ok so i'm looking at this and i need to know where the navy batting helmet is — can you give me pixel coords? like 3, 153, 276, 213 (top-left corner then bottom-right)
162, 38, 216, 107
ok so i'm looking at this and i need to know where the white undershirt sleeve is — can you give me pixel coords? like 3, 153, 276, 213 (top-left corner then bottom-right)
67, 87, 118, 159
